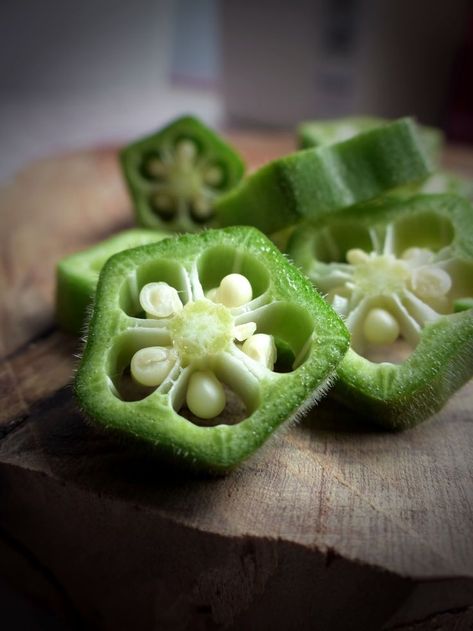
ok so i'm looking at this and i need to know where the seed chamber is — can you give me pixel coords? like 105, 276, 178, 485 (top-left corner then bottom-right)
309, 212, 473, 363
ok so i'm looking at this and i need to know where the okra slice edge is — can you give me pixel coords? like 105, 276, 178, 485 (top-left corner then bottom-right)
56, 228, 171, 335
287, 194, 473, 428
75, 227, 349, 472
120, 116, 245, 233
215, 117, 432, 235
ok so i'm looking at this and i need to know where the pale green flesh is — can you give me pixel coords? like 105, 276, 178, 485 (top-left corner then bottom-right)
76, 227, 349, 471
56, 228, 170, 334
287, 195, 473, 428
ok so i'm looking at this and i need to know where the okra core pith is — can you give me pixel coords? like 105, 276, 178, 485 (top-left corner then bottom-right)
120, 116, 245, 232
287, 194, 473, 428
75, 227, 349, 471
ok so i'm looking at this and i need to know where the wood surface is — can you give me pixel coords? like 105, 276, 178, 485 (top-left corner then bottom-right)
1, 134, 473, 630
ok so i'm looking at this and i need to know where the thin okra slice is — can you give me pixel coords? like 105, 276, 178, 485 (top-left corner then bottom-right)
56, 228, 170, 334
75, 227, 349, 472
215, 118, 432, 235
287, 194, 473, 429
297, 116, 443, 166
120, 116, 245, 232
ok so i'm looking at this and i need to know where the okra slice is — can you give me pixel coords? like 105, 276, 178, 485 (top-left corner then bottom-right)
287, 194, 473, 429
215, 118, 431, 235
56, 228, 169, 334
75, 227, 349, 472
297, 116, 443, 166
120, 116, 245, 232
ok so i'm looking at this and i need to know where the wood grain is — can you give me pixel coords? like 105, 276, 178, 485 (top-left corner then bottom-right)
1, 135, 473, 630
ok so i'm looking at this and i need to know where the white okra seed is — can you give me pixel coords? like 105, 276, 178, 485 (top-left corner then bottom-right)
363, 308, 400, 345
152, 193, 173, 210
411, 267, 452, 299
146, 158, 167, 178
175, 139, 198, 163
203, 165, 224, 187
242, 334, 277, 370
346, 248, 370, 265
130, 346, 174, 387
214, 273, 253, 308
402, 247, 433, 267
186, 370, 226, 419
139, 282, 183, 318
233, 322, 257, 342
191, 197, 213, 219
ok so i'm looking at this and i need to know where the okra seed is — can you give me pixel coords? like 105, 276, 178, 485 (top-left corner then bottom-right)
215, 274, 253, 308
145, 158, 167, 179
186, 370, 226, 419
130, 346, 174, 387
152, 193, 173, 211
411, 267, 452, 299
139, 282, 183, 318
242, 334, 277, 370
190, 198, 213, 220
203, 165, 224, 187
233, 322, 257, 342
363, 308, 400, 345
175, 139, 198, 164
346, 248, 370, 265
402, 247, 433, 267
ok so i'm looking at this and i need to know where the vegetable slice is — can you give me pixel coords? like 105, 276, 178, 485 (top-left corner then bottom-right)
75, 227, 349, 471
287, 194, 473, 428
120, 116, 245, 232
215, 118, 432, 235
56, 228, 169, 334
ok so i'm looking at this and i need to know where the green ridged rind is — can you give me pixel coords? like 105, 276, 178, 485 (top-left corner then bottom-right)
334, 310, 473, 429
287, 194, 473, 428
75, 227, 349, 472
56, 228, 170, 335
216, 118, 432, 235
120, 116, 245, 232
297, 116, 443, 166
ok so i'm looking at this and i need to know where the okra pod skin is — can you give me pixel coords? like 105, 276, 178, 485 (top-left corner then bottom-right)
75, 227, 349, 472
120, 116, 245, 233
287, 194, 473, 429
215, 118, 432, 235
56, 229, 170, 335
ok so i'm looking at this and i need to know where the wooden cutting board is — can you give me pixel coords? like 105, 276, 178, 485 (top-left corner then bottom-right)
1, 134, 473, 631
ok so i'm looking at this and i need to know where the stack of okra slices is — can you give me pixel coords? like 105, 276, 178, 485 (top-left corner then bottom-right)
58, 115, 473, 472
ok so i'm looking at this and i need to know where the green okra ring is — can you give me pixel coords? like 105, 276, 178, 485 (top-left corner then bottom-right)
287, 193, 473, 429
120, 116, 245, 233
75, 227, 349, 471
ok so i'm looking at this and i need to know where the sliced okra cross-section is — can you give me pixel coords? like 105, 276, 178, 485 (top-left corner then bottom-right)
120, 116, 245, 232
75, 227, 349, 471
56, 228, 170, 335
287, 193, 473, 429
215, 118, 432, 235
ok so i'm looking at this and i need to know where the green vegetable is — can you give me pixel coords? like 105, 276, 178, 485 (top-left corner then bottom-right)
297, 116, 443, 166
75, 226, 349, 471
215, 118, 431, 235
56, 228, 169, 334
120, 116, 245, 232
287, 194, 473, 429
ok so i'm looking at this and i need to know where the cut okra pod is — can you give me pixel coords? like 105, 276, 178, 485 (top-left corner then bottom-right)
75, 227, 349, 471
56, 228, 169, 334
287, 194, 473, 429
215, 118, 431, 235
297, 116, 443, 166
120, 116, 245, 232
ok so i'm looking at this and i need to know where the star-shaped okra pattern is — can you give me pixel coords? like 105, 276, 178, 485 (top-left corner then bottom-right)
313, 223, 469, 358
114, 271, 296, 424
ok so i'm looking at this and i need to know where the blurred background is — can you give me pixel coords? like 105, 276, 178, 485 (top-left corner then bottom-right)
0, 0, 472, 181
